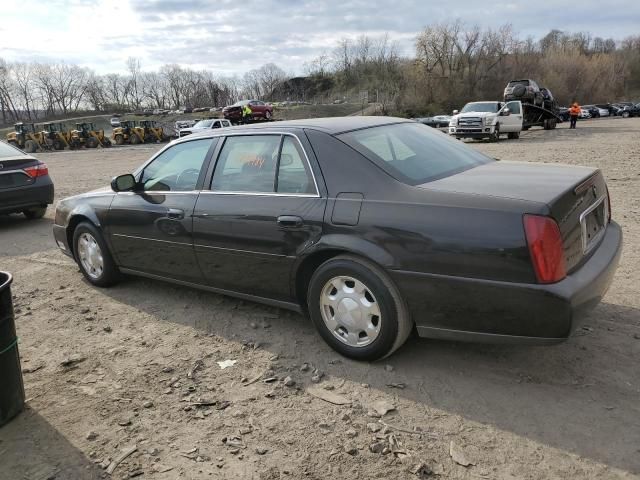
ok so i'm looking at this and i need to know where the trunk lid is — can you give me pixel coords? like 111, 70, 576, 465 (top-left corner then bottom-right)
0, 155, 40, 190
422, 161, 609, 272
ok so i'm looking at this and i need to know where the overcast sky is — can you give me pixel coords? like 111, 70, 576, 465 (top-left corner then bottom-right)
1, 0, 638, 76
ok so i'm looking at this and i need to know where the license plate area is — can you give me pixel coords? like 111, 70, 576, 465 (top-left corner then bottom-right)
580, 195, 607, 254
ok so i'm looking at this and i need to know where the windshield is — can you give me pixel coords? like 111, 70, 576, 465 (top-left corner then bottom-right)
461, 102, 500, 113
0, 140, 26, 158
338, 122, 493, 185
193, 120, 214, 128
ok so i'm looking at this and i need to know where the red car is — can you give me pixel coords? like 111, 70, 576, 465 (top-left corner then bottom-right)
222, 100, 273, 123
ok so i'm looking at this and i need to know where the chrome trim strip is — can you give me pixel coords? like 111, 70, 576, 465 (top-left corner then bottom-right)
198, 191, 318, 198
579, 195, 607, 254
0, 169, 29, 177
133, 131, 321, 197
112, 233, 192, 246
194, 242, 292, 258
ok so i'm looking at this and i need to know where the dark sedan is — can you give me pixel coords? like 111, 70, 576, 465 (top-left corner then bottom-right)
0, 140, 54, 219
53, 117, 622, 360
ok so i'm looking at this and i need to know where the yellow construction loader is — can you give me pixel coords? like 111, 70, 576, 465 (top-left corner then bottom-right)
41, 122, 70, 150
69, 123, 111, 149
5, 122, 44, 153
111, 120, 145, 145
139, 120, 169, 143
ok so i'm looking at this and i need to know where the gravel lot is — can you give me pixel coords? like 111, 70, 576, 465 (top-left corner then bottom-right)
1, 118, 638, 480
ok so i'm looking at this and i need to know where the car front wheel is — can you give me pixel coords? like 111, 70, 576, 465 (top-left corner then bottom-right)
307, 255, 412, 360
73, 222, 120, 287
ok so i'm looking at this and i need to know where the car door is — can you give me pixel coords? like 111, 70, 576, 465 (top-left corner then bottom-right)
106, 137, 217, 282
192, 132, 326, 302
249, 101, 265, 117
501, 101, 523, 132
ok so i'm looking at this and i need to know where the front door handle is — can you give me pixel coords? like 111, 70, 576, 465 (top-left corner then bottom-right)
277, 215, 303, 228
167, 208, 185, 220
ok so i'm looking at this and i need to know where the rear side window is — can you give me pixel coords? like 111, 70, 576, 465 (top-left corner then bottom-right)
339, 123, 493, 185
211, 135, 316, 195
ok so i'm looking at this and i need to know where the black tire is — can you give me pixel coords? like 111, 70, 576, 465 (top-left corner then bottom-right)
507, 132, 520, 139
72, 222, 121, 287
622, 111, 630, 118
130, 133, 141, 145
114, 135, 124, 145
86, 137, 99, 148
23, 206, 47, 219
24, 140, 37, 153
490, 124, 500, 142
53, 140, 64, 150
307, 255, 412, 361
265, 110, 272, 120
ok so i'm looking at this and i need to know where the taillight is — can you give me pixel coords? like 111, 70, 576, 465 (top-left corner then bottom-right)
23, 162, 49, 178
523, 214, 567, 284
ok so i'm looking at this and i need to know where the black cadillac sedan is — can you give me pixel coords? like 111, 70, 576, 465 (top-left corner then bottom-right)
53, 117, 622, 360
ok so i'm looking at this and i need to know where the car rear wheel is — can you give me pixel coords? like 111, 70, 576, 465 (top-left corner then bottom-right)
73, 222, 120, 287
622, 111, 630, 118
23, 206, 47, 220
508, 131, 520, 139
265, 110, 272, 120
307, 255, 412, 360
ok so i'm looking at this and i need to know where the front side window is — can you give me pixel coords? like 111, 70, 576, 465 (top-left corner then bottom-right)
505, 101, 521, 114
339, 122, 493, 185
140, 138, 213, 192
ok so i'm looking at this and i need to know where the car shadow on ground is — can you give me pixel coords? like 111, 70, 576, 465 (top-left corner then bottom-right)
0, 214, 53, 257
99, 276, 640, 474
0, 407, 103, 479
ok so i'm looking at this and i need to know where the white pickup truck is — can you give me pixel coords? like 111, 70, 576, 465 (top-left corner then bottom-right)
448, 100, 523, 141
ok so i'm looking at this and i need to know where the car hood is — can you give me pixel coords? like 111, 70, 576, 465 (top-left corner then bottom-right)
420, 161, 596, 205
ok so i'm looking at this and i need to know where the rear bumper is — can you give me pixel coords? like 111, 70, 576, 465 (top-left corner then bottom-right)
390, 221, 623, 344
0, 180, 54, 215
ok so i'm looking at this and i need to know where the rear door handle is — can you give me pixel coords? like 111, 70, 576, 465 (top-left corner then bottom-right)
167, 208, 185, 220
277, 215, 303, 228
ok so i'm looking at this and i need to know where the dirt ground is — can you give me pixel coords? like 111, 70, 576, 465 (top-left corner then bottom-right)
0, 118, 638, 480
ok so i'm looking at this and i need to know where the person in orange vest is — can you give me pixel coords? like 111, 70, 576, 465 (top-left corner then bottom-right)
569, 102, 581, 129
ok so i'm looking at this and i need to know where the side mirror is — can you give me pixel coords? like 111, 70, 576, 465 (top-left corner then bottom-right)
111, 174, 137, 192
501, 108, 511, 116
452, 110, 459, 115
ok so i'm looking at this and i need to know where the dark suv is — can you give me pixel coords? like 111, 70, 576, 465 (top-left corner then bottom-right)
504, 79, 544, 107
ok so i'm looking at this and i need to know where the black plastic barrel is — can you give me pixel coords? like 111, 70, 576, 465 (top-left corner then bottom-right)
0, 272, 25, 427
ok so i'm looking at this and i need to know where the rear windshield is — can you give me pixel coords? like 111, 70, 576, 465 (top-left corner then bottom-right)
508, 80, 530, 86
338, 123, 493, 185
0, 141, 26, 159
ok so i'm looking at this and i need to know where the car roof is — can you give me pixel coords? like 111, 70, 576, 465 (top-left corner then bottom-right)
179, 116, 412, 142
